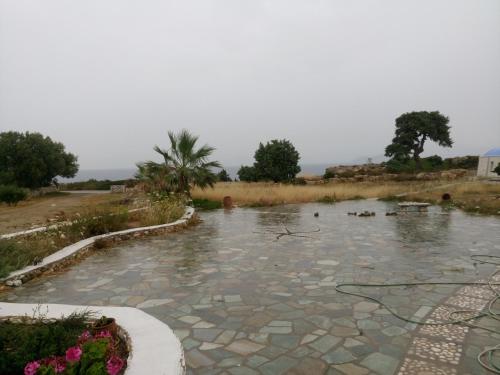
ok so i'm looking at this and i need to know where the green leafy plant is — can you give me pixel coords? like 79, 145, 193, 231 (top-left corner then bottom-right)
0, 312, 89, 374
192, 198, 222, 210
0, 131, 78, 189
494, 164, 500, 176
385, 111, 452, 169
0, 185, 28, 205
136, 129, 221, 196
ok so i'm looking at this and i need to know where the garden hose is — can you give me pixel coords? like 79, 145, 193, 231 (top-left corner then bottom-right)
335, 255, 500, 373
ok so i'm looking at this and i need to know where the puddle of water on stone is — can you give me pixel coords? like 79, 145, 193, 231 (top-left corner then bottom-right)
2, 201, 500, 374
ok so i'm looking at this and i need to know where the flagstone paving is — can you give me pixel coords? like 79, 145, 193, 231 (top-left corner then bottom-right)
2, 201, 500, 374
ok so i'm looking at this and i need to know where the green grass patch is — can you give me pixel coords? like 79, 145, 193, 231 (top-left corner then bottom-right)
192, 199, 222, 210
317, 195, 337, 204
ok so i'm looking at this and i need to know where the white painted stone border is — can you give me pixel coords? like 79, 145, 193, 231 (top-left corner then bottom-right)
0, 207, 148, 240
0, 302, 185, 375
1, 207, 195, 285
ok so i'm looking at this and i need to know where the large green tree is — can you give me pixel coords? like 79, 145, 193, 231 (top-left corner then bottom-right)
0, 131, 78, 189
237, 165, 259, 182
254, 139, 301, 182
385, 111, 453, 167
138, 130, 221, 195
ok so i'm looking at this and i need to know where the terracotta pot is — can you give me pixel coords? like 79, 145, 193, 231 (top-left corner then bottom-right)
223, 196, 233, 209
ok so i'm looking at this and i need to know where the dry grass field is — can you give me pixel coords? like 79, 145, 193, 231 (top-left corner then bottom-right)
405, 181, 500, 215
0, 192, 132, 234
191, 180, 450, 206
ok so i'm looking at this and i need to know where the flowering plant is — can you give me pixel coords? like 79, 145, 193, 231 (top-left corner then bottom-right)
24, 328, 126, 375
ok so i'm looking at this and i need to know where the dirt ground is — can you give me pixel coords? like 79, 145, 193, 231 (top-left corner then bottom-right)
0, 192, 127, 234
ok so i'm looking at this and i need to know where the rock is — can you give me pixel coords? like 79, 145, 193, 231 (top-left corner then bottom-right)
385, 211, 397, 216
6, 279, 22, 287
314, 212, 319, 217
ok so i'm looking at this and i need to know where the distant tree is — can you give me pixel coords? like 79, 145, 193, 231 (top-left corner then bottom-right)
135, 161, 175, 192
494, 164, 500, 176
385, 111, 453, 168
0, 131, 78, 189
254, 139, 301, 182
138, 130, 221, 195
217, 169, 232, 182
237, 165, 259, 182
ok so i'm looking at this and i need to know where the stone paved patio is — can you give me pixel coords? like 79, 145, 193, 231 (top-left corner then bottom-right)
1, 201, 500, 374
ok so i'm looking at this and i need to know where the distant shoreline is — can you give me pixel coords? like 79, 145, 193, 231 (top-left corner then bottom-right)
59, 164, 342, 182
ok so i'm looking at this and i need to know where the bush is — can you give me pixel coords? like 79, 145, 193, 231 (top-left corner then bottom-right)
237, 166, 259, 182
495, 164, 500, 176
0, 185, 28, 205
0, 312, 88, 374
67, 210, 129, 238
138, 197, 185, 226
323, 170, 336, 179
217, 169, 232, 182
192, 199, 222, 210
292, 177, 307, 185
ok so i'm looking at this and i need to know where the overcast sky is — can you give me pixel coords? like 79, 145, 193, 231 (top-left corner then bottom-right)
1, 0, 499, 170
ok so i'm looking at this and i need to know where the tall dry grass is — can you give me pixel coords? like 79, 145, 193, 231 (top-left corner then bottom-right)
405, 181, 500, 215
191, 181, 445, 206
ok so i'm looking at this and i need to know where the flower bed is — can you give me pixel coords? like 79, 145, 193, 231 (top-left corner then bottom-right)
0, 312, 128, 375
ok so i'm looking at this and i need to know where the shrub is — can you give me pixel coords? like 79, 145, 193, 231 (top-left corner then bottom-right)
67, 210, 129, 239
495, 164, 500, 176
292, 177, 307, 185
323, 170, 336, 179
317, 195, 337, 204
237, 166, 259, 182
0, 312, 88, 374
138, 196, 185, 226
217, 169, 232, 182
0, 185, 28, 205
192, 199, 222, 210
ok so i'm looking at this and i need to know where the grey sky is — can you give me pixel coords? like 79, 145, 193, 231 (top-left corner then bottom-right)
1, 0, 499, 170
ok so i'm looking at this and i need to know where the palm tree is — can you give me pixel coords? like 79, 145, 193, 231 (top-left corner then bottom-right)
139, 130, 221, 195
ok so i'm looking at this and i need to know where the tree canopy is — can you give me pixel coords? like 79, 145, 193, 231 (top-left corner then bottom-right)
137, 129, 220, 195
217, 169, 232, 182
237, 165, 259, 182
385, 111, 453, 166
0, 131, 78, 189
238, 140, 301, 182
254, 139, 301, 182
494, 164, 500, 176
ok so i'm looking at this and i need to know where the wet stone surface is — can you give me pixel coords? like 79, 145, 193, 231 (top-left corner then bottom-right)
2, 201, 500, 374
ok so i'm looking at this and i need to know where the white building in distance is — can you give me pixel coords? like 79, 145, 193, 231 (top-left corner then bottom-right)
477, 148, 500, 177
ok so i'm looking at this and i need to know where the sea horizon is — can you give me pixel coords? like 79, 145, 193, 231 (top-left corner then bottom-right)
59, 163, 347, 182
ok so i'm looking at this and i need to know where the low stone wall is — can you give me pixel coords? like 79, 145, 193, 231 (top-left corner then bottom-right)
1, 207, 195, 287
0, 302, 185, 375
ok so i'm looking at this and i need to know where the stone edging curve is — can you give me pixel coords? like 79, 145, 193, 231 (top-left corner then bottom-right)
0, 207, 148, 240
1, 207, 195, 286
0, 302, 185, 375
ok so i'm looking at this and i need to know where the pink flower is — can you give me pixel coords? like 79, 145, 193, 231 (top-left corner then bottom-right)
48, 357, 66, 373
24, 360, 40, 375
95, 330, 112, 339
78, 330, 92, 343
65, 346, 82, 363
106, 355, 125, 375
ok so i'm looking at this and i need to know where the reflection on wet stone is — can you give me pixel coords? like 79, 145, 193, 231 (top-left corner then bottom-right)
1, 201, 500, 374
